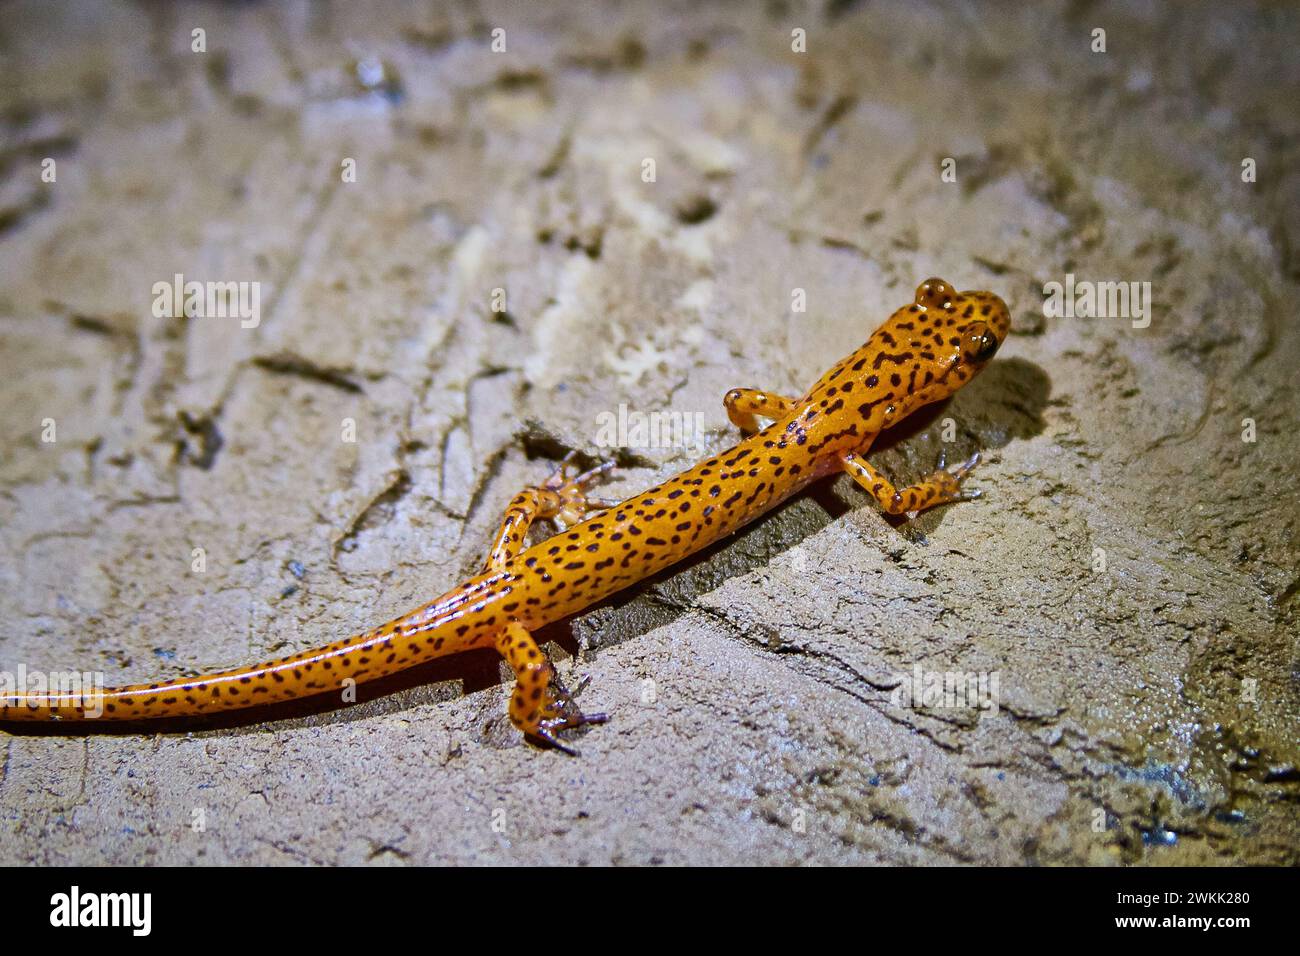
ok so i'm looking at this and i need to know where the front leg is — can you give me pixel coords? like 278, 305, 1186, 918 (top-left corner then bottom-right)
842, 448, 981, 515
724, 387, 797, 434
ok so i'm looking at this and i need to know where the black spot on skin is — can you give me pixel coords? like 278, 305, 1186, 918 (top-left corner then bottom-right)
873, 350, 912, 369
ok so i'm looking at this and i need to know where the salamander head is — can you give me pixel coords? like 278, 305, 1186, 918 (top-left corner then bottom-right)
841, 277, 1011, 433
917, 275, 1009, 361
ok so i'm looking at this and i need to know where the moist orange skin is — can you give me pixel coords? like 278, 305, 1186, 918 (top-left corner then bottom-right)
1, 279, 1010, 752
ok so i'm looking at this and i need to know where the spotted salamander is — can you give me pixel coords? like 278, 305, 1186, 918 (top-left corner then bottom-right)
1, 279, 1011, 754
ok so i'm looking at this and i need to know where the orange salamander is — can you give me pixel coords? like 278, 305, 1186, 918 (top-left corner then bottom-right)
1, 279, 1010, 753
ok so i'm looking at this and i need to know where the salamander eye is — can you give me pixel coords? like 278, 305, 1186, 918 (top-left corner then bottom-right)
915, 277, 953, 310
973, 331, 999, 363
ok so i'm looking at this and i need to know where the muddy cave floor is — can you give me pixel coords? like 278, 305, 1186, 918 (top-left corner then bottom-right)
0, 1, 1296, 864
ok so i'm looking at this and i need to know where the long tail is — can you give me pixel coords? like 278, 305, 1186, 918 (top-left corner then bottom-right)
0, 574, 505, 722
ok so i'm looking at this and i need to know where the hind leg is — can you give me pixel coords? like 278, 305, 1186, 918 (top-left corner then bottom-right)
494, 622, 607, 755
483, 455, 617, 572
